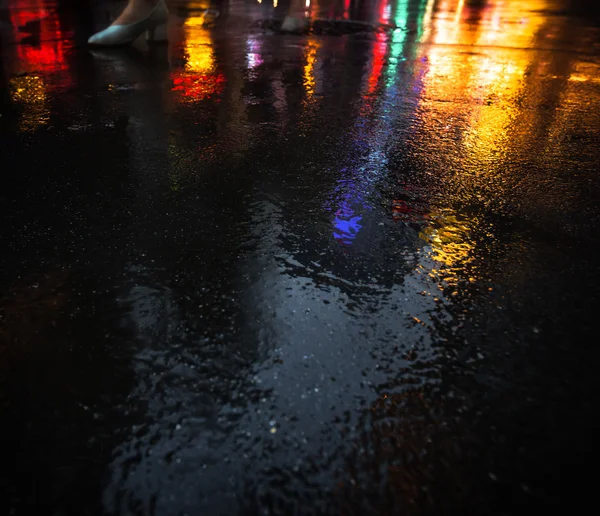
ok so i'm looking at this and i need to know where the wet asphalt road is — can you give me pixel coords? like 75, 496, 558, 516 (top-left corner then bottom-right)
1, 0, 600, 514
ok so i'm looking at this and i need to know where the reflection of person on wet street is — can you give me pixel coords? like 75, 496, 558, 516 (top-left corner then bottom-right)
88, 0, 169, 46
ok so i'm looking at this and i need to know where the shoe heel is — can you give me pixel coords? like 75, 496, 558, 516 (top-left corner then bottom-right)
146, 23, 168, 43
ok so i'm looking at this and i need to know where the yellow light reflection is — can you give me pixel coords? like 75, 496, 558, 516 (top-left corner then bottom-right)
462, 54, 530, 156
172, 14, 225, 102
541, 59, 600, 168
303, 38, 320, 98
183, 16, 215, 73
568, 75, 600, 83
9, 75, 49, 132
419, 210, 476, 285
413, 0, 552, 285
465, 3, 545, 160
567, 61, 600, 83
420, 0, 547, 160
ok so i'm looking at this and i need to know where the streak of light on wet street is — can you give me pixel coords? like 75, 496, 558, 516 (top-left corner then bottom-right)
1, 0, 600, 514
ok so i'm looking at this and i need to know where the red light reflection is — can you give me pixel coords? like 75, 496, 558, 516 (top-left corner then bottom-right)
171, 73, 226, 101
366, 41, 386, 95
9, 0, 68, 74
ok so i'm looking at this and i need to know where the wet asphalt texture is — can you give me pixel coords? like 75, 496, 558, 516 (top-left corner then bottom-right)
1, 0, 600, 515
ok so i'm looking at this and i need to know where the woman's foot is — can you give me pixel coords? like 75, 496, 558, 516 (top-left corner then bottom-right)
88, 0, 169, 47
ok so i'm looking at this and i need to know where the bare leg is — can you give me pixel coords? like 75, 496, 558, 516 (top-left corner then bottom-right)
112, 0, 159, 26
88, 0, 168, 46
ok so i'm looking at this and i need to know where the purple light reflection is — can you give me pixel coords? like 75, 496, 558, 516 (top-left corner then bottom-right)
326, 175, 371, 246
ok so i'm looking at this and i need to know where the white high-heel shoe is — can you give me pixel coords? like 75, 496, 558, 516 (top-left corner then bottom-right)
88, 0, 169, 47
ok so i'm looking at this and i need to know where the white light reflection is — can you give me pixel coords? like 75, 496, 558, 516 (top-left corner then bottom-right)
420, 0, 436, 41
246, 35, 264, 71
454, 0, 465, 24
383, 4, 391, 22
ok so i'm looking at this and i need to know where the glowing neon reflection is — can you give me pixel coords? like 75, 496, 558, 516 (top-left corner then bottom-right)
328, 0, 414, 246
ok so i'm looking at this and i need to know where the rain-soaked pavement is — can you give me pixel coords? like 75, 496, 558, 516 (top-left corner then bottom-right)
1, 0, 600, 514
